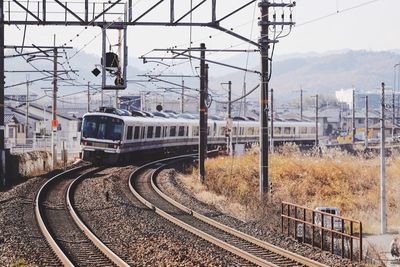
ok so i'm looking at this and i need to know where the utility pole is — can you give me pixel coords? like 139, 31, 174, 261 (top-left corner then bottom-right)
51, 44, 58, 170
242, 82, 247, 117
199, 43, 207, 183
25, 76, 30, 139
352, 89, 356, 144
221, 81, 233, 156
101, 89, 104, 107
115, 90, 119, 109
392, 90, 395, 141
300, 88, 303, 120
365, 96, 369, 148
0, 0, 5, 187
380, 82, 387, 234
259, 0, 270, 198
227, 81, 232, 156
315, 94, 319, 147
87, 82, 90, 112
181, 79, 185, 113
270, 88, 274, 152
258, 0, 295, 199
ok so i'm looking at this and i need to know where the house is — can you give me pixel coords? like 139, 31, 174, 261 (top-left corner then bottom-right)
14, 103, 81, 153
4, 110, 26, 146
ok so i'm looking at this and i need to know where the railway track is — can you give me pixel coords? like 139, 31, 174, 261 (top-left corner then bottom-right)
35, 165, 129, 267
129, 155, 329, 267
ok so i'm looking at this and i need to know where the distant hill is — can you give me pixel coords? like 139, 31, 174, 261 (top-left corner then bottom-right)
5, 49, 400, 105
210, 50, 400, 102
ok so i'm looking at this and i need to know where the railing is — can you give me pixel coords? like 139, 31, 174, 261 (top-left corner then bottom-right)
6, 137, 81, 160
281, 202, 363, 262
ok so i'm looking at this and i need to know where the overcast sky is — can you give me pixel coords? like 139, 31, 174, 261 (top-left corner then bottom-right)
4, 0, 400, 102
5, 0, 399, 57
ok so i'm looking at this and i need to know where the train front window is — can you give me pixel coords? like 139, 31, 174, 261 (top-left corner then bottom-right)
82, 116, 123, 141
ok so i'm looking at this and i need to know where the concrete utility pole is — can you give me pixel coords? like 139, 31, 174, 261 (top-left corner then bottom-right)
181, 79, 185, 113
228, 81, 233, 156
0, 0, 5, 187
259, 1, 270, 198
300, 88, 303, 120
395, 63, 400, 121
242, 82, 247, 117
352, 89, 356, 144
315, 94, 319, 147
222, 81, 233, 156
51, 44, 58, 170
392, 90, 395, 141
199, 43, 207, 183
115, 90, 119, 109
25, 76, 30, 139
270, 88, 274, 152
258, 0, 295, 199
380, 82, 387, 235
101, 88, 104, 107
87, 82, 90, 112
365, 96, 369, 148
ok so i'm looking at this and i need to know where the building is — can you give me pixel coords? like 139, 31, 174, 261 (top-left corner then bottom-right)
14, 103, 81, 154
4, 110, 25, 146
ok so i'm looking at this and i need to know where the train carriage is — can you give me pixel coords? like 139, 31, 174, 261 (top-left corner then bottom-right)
80, 108, 319, 164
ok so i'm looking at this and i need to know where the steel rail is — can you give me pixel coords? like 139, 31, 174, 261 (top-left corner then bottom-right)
35, 165, 87, 267
129, 155, 328, 267
67, 169, 130, 267
35, 165, 127, 266
128, 155, 277, 267
151, 161, 328, 267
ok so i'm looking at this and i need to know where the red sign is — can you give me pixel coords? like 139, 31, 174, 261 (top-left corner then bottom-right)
52, 120, 58, 129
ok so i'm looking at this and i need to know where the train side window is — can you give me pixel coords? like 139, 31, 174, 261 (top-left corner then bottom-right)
178, 126, 185, 136
127, 126, 133, 140
240, 127, 244, 135
134, 126, 140, 139
300, 127, 307, 134
141, 127, 145, 139
170, 126, 176, 137
155, 126, 161, 138
219, 127, 226, 136
274, 127, 281, 135
233, 127, 237, 135
147, 126, 154, 138
192, 126, 199, 136
284, 127, 291, 134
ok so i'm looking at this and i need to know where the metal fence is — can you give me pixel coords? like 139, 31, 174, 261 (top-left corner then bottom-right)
281, 202, 363, 262
5, 137, 81, 160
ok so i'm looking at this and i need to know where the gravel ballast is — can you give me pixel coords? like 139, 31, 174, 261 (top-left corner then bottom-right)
73, 166, 252, 266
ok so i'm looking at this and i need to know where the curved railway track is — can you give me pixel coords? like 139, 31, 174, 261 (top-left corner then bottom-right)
35, 165, 129, 267
129, 155, 329, 267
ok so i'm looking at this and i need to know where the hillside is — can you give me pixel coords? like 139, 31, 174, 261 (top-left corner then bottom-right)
211, 50, 400, 102
5, 49, 400, 105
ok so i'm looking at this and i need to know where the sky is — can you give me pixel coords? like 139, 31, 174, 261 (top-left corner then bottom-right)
4, 0, 400, 100
5, 0, 400, 58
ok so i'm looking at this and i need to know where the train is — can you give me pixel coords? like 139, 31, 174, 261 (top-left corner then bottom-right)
80, 107, 319, 164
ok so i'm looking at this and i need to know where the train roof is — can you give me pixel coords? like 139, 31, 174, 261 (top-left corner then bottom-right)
83, 111, 317, 127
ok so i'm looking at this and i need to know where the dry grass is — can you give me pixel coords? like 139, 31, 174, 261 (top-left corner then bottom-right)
182, 144, 400, 234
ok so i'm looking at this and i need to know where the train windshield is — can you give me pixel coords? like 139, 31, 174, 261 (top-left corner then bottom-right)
82, 115, 124, 141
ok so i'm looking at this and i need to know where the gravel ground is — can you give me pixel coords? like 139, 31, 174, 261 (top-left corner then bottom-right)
0, 162, 88, 266
73, 166, 253, 266
156, 167, 366, 267
0, 175, 58, 266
